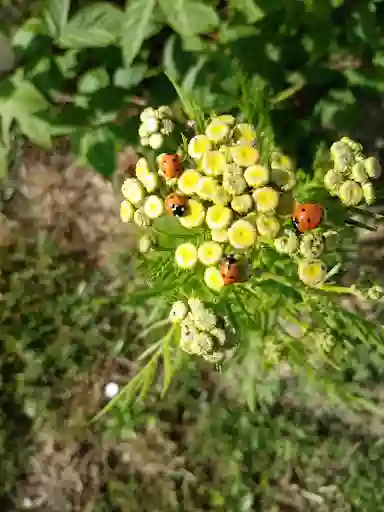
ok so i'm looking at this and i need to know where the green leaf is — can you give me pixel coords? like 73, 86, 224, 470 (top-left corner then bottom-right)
162, 327, 175, 397
113, 64, 147, 89
86, 133, 117, 178
138, 358, 158, 402
182, 56, 207, 93
59, 3, 123, 49
18, 115, 53, 149
78, 68, 110, 94
159, 0, 219, 36
0, 142, 8, 179
122, 0, 156, 67
43, 0, 70, 39
230, 0, 265, 23
0, 33, 15, 73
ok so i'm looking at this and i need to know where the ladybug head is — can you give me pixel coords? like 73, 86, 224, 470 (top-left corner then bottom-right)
225, 254, 237, 264
172, 204, 186, 217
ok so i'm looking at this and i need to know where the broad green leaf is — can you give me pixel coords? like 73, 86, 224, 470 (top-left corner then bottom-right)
159, 0, 219, 37
230, 0, 265, 23
18, 115, 53, 149
182, 56, 207, 93
43, 0, 70, 39
78, 68, 110, 94
113, 64, 147, 89
122, 0, 156, 67
59, 3, 123, 49
86, 131, 116, 177
12, 18, 46, 49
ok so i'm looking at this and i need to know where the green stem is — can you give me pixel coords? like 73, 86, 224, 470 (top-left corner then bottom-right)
316, 284, 361, 296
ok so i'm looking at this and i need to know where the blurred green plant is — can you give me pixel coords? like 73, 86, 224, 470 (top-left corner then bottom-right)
0, 0, 384, 178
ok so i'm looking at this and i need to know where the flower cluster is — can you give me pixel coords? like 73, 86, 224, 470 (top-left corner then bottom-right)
325, 137, 381, 206
139, 106, 175, 150
168, 298, 231, 363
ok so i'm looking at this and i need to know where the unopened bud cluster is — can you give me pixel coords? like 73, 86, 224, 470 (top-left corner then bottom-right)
139, 106, 175, 149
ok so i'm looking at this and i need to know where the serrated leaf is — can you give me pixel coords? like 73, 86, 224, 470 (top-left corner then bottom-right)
113, 64, 147, 89
159, 0, 219, 37
59, 3, 123, 49
122, 0, 156, 67
78, 68, 110, 94
43, 0, 70, 39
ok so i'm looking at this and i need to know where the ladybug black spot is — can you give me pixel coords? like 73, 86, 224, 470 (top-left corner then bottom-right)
301, 208, 306, 212
172, 204, 186, 217
307, 218, 311, 224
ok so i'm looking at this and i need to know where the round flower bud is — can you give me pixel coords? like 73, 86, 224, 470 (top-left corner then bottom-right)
139, 124, 149, 138
175, 243, 198, 269
120, 200, 134, 223
324, 169, 343, 195
298, 260, 327, 287
253, 187, 279, 213
274, 230, 298, 255
161, 119, 174, 135
339, 180, 363, 206
212, 186, 231, 205
362, 181, 375, 205
169, 301, 188, 323
244, 164, 269, 188
231, 194, 253, 214
157, 105, 173, 119
178, 169, 202, 195
133, 208, 150, 227
138, 235, 153, 253
188, 299, 217, 332
202, 150, 227, 176
341, 136, 363, 153
204, 267, 225, 292
205, 119, 230, 142
231, 144, 260, 167
235, 123, 257, 143
228, 219, 257, 249
299, 232, 324, 259
198, 242, 223, 266
121, 178, 145, 205
188, 135, 212, 159
135, 157, 150, 182
148, 133, 164, 150
218, 114, 235, 125
364, 157, 382, 179
140, 137, 149, 147
196, 176, 219, 200
143, 195, 164, 219
211, 228, 228, 243
351, 161, 368, 183
140, 107, 156, 122
271, 168, 296, 192
223, 174, 247, 195
256, 215, 280, 239
271, 151, 294, 171
330, 141, 354, 171
179, 200, 205, 229
206, 205, 233, 230
141, 172, 158, 193
142, 116, 159, 134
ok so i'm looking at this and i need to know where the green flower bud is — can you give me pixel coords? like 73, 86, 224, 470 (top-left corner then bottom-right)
364, 157, 382, 179
351, 162, 368, 183
299, 232, 324, 259
324, 169, 343, 195
362, 181, 375, 205
338, 180, 363, 206
274, 230, 298, 255
271, 168, 296, 192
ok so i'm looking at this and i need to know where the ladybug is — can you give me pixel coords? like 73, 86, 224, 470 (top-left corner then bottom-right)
161, 154, 183, 179
165, 192, 188, 217
292, 203, 324, 233
220, 255, 239, 285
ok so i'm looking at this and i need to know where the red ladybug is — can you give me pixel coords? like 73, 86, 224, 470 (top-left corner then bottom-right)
165, 192, 188, 217
160, 154, 183, 179
292, 203, 324, 233
220, 255, 239, 285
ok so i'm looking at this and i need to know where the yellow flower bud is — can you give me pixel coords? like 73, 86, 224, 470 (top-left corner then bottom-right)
198, 242, 223, 266
231, 144, 260, 167
205, 119, 230, 143
223, 174, 247, 195
271, 168, 296, 192
324, 169, 343, 195
364, 157, 382, 179
231, 194, 253, 214
179, 199, 205, 228
175, 243, 198, 269
274, 230, 298, 255
135, 157, 150, 182
212, 186, 231, 205
351, 162, 368, 183
253, 187, 279, 212
141, 172, 158, 193
339, 180, 363, 206
204, 267, 225, 292
206, 205, 233, 230
188, 135, 212, 159
120, 200, 134, 223
196, 176, 219, 200
271, 151, 294, 171
235, 123, 257, 143
228, 219, 257, 249
299, 232, 324, 259
330, 141, 354, 171
134, 208, 150, 227
244, 164, 269, 188
143, 195, 164, 219
178, 169, 202, 195
218, 114, 235, 124
202, 150, 227, 176
298, 260, 327, 287
256, 215, 280, 239
211, 228, 228, 243
121, 178, 145, 205
138, 235, 152, 253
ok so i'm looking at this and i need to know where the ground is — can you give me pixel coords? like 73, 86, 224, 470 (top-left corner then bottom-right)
1, 139, 384, 512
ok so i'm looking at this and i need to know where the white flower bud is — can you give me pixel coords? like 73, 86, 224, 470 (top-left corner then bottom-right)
274, 230, 298, 255
169, 301, 188, 323
351, 162, 368, 183
339, 180, 363, 206
148, 133, 164, 150
362, 181, 375, 205
364, 157, 382, 179
324, 169, 343, 195
138, 235, 152, 253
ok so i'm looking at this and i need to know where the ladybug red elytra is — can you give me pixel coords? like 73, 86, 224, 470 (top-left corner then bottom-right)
220, 255, 239, 285
292, 203, 324, 233
165, 192, 188, 217
160, 154, 183, 179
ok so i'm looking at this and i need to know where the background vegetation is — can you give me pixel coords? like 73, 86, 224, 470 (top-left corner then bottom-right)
1, 0, 384, 510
